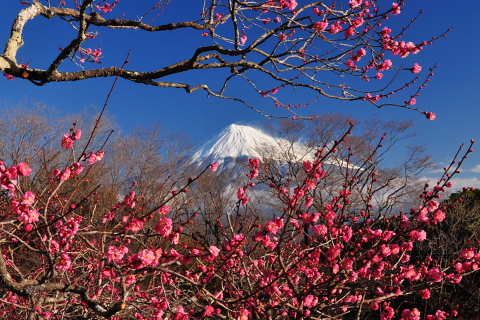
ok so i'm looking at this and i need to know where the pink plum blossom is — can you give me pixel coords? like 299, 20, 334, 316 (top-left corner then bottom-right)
346, 60, 356, 68
305, 180, 316, 190
127, 218, 144, 232
345, 27, 355, 38
123, 191, 136, 208
155, 217, 173, 237
425, 112, 436, 120
60, 168, 71, 181
418, 289, 431, 299
264, 218, 284, 235
313, 21, 328, 32
376, 59, 392, 71
16, 162, 32, 176
303, 160, 313, 172
282, 0, 298, 10
304, 197, 313, 207
237, 309, 249, 320
209, 246, 221, 257
329, 21, 343, 34
248, 158, 260, 168
392, 2, 401, 15
427, 268, 444, 282
249, 168, 259, 180
203, 306, 215, 317
174, 305, 189, 320
61, 134, 74, 149
401, 308, 420, 320
349, 0, 362, 8
89, 151, 105, 164
351, 17, 364, 28
240, 35, 247, 45
73, 130, 82, 140
158, 206, 170, 215
303, 295, 318, 308
136, 249, 157, 267
433, 210, 445, 223
237, 188, 245, 200
430, 310, 448, 319
56, 254, 71, 270
409, 230, 427, 241
210, 162, 219, 172
20, 191, 35, 206
96, 3, 114, 12
17, 208, 39, 224
106, 246, 129, 264
461, 248, 475, 260
411, 63, 422, 73
71, 162, 84, 175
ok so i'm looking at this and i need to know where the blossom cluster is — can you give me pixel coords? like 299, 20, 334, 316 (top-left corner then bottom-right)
0, 128, 476, 320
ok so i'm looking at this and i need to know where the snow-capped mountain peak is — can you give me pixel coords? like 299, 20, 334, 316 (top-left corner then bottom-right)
190, 123, 323, 170
190, 124, 278, 165
190, 123, 360, 171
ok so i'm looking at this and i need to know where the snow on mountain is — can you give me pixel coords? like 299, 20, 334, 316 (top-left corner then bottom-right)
190, 124, 277, 166
189, 124, 363, 211
190, 124, 350, 170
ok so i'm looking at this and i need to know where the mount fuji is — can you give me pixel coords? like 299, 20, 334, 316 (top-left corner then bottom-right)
189, 124, 347, 171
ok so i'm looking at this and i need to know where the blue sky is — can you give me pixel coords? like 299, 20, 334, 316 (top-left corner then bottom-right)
0, 1, 479, 190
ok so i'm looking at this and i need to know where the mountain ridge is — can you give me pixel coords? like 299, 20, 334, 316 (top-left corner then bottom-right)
190, 124, 332, 171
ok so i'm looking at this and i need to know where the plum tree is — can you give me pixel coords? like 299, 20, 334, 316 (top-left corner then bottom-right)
0, 0, 446, 118
0, 105, 475, 319
0, 1, 475, 319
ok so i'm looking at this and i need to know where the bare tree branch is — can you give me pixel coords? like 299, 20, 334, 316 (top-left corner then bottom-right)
0, 1, 448, 117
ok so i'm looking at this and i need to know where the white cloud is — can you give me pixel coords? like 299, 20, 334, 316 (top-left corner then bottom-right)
426, 158, 480, 175
416, 175, 480, 193
425, 168, 447, 174
446, 177, 480, 191
468, 164, 480, 173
